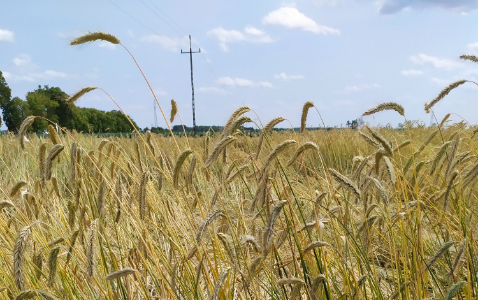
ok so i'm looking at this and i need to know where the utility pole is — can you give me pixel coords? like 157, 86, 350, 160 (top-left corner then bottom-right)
181, 35, 200, 135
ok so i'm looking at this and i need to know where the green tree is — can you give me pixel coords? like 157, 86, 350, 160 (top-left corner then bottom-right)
0, 71, 12, 128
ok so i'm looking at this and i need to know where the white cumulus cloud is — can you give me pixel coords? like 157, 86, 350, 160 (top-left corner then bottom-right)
207, 26, 273, 51
0, 29, 14, 42
216, 77, 273, 88
274, 72, 304, 80
410, 53, 461, 70
262, 7, 340, 35
401, 69, 424, 76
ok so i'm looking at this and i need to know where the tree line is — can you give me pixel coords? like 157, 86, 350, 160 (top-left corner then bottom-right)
0, 71, 138, 133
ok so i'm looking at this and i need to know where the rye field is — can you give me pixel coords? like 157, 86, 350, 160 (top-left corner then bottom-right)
0, 107, 475, 300
0, 32, 477, 300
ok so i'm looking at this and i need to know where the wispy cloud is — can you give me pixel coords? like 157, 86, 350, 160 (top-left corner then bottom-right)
344, 83, 379, 92
401, 69, 424, 76
197, 87, 229, 95
0, 29, 14, 42
378, 0, 478, 14
262, 7, 340, 35
207, 26, 273, 51
140, 35, 189, 52
410, 53, 462, 70
217, 77, 273, 88
4, 70, 68, 82
274, 72, 304, 80
465, 42, 478, 53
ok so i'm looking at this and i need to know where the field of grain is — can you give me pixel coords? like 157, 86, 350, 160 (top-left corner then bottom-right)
0, 106, 476, 300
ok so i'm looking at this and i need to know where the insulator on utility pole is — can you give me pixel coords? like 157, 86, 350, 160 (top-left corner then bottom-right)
181, 35, 200, 135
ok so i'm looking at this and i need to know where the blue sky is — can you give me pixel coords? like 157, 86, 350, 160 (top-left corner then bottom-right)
2, 0, 478, 130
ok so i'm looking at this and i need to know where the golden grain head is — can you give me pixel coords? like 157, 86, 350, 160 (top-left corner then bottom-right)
70, 32, 120, 45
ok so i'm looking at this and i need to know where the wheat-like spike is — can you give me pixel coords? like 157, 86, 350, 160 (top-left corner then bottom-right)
418, 129, 439, 153
286, 141, 320, 167
263, 200, 288, 254
170, 99, 178, 123
105, 267, 137, 280
186, 154, 197, 189
240, 235, 261, 253
114, 175, 122, 223
352, 155, 370, 182
220, 106, 250, 139
451, 239, 466, 276
329, 168, 361, 198
256, 117, 285, 159
47, 247, 60, 286
250, 180, 267, 212
367, 176, 389, 203
70, 32, 120, 45
209, 267, 231, 300
444, 281, 466, 300
460, 54, 478, 63
134, 141, 143, 173
65, 229, 79, 266
277, 277, 306, 285
302, 241, 330, 254
426, 241, 455, 270
393, 140, 411, 153
0, 200, 14, 210
33, 252, 43, 280
383, 156, 396, 184
173, 149, 193, 189
262, 140, 297, 173
443, 170, 458, 209
438, 113, 451, 128
226, 164, 249, 185
430, 141, 452, 175
19, 116, 35, 149
15, 289, 59, 300
204, 131, 210, 161
9, 181, 26, 198
363, 102, 405, 117
216, 233, 235, 264
196, 210, 225, 243
51, 176, 60, 198
359, 130, 381, 148
205, 136, 237, 168
66, 87, 97, 104
14, 224, 33, 290
230, 116, 252, 134
45, 144, 64, 181
48, 238, 64, 247
311, 274, 326, 294
445, 134, 460, 179
425, 80, 467, 113
47, 125, 59, 145
38, 143, 47, 187
367, 127, 392, 156
86, 219, 98, 277
139, 171, 148, 220
462, 161, 478, 188
300, 101, 314, 133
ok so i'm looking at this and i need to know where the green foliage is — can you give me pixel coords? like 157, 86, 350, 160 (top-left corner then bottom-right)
0, 76, 137, 133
